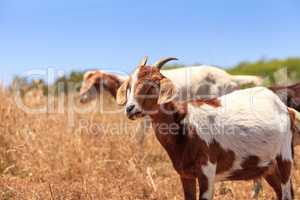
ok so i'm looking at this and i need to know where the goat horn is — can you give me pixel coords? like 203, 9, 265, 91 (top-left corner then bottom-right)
153, 57, 178, 69
139, 56, 148, 67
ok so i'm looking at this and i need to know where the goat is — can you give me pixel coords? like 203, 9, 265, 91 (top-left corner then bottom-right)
116, 57, 297, 200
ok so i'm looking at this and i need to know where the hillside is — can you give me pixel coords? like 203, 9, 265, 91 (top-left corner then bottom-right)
227, 57, 300, 83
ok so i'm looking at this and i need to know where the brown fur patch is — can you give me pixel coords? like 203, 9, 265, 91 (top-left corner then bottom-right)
180, 177, 196, 200
241, 155, 260, 168
262, 163, 283, 199
288, 108, 296, 134
276, 155, 292, 184
136, 66, 162, 84
208, 140, 235, 174
82, 71, 124, 99
288, 108, 297, 154
190, 98, 221, 108
228, 156, 269, 180
131, 66, 165, 111
229, 167, 269, 181
101, 73, 124, 98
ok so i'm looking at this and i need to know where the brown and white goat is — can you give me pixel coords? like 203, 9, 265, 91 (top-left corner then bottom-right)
116, 57, 297, 200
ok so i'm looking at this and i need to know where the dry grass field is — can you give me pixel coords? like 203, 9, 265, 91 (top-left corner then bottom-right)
1, 88, 300, 200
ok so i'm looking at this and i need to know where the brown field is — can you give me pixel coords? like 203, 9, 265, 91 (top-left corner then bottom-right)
0, 88, 300, 200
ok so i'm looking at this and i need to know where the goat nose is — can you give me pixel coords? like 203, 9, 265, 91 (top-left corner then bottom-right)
126, 105, 135, 113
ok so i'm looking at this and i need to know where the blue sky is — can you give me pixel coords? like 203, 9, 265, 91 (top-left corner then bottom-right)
0, 0, 299, 84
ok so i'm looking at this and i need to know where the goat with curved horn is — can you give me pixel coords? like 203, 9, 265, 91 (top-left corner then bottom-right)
153, 57, 178, 69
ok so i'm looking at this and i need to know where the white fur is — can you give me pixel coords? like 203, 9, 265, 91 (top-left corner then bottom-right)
126, 68, 142, 115
231, 75, 263, 86
281, 182, 292, 200
201, 162, 216, 199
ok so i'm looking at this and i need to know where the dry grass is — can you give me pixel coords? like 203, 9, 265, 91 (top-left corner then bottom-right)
0, 88, 300, 200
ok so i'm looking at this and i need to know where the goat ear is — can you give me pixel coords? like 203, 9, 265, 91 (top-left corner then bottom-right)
158, 78, 177, 104
116, 79, 130, 105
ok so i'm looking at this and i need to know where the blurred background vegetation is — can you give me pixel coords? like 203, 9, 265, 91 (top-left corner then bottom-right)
227, 57, 300, 84
9, 57, 300, 96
